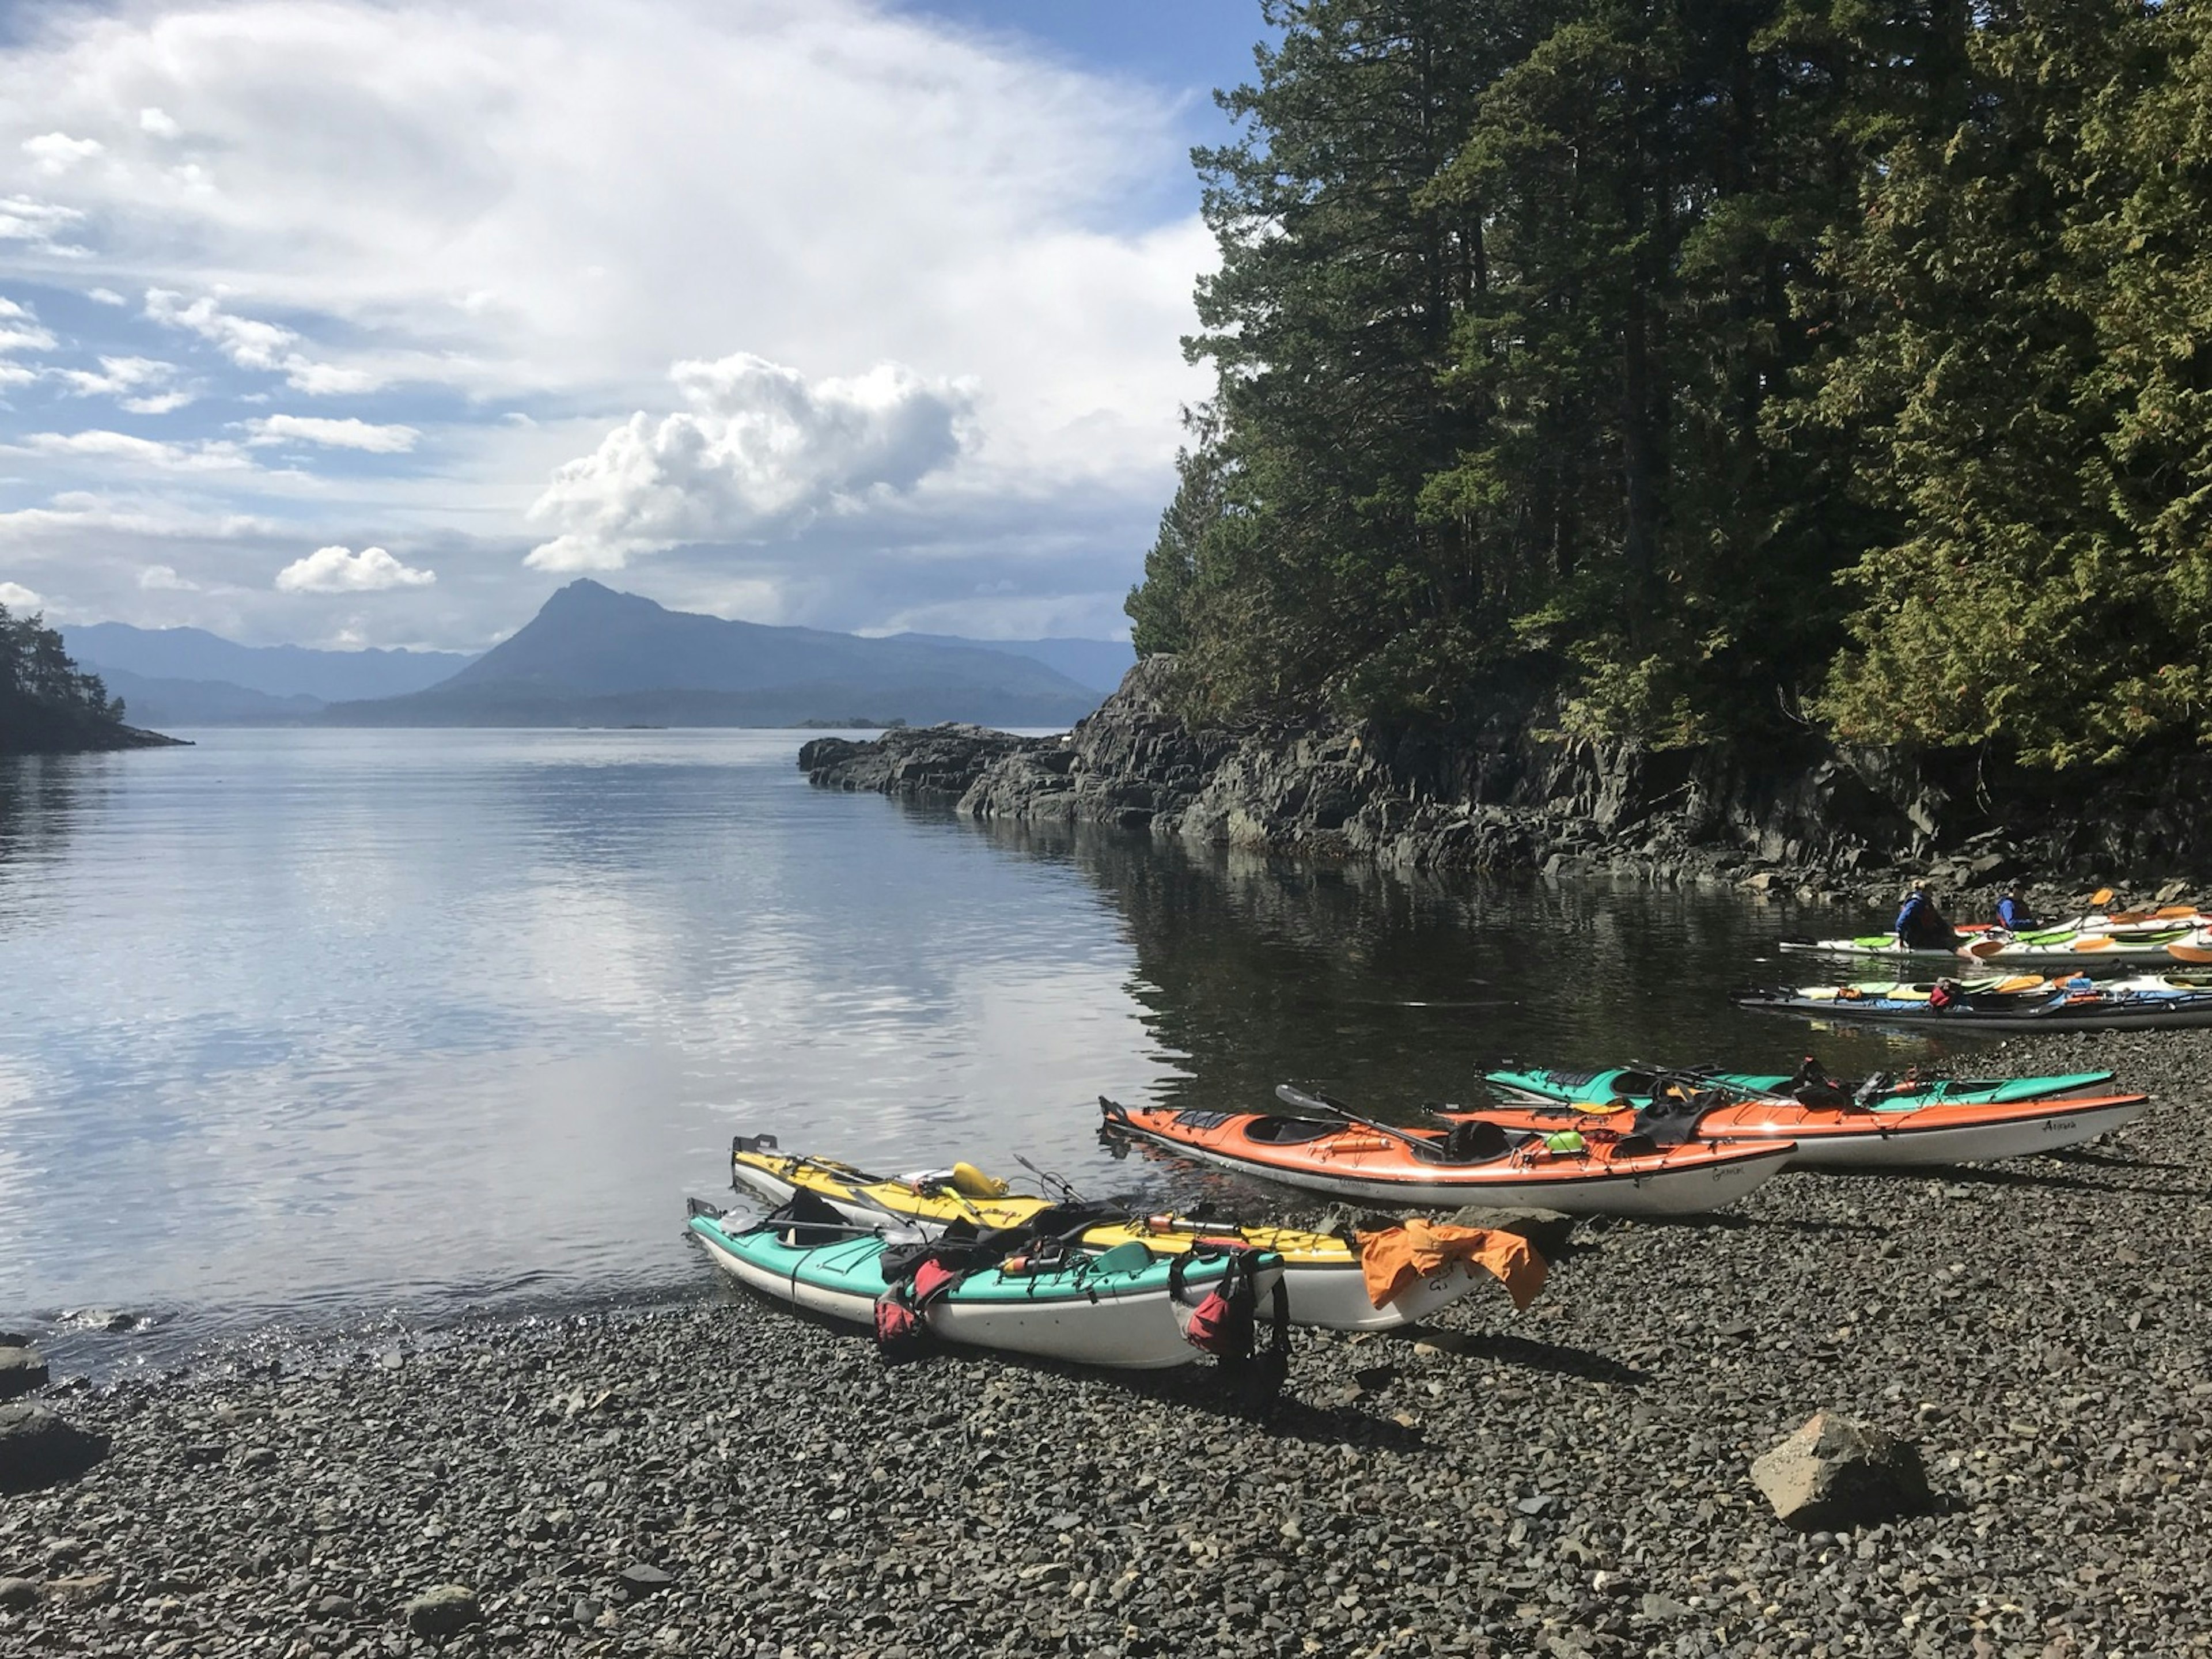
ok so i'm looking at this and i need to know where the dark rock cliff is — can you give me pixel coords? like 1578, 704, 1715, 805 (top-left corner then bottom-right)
799, 658, 2209, 900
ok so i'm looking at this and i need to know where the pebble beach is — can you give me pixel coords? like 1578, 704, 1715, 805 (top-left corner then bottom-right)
5, 1027, 2209, 1659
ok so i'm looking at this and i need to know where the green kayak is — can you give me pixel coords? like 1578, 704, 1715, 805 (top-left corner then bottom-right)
687, 1200, 1286, 1371
1482, 1063, 2116, 1112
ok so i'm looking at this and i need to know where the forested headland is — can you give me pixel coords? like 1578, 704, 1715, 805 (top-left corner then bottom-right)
0, 603, 177, 754
1130, 0, 2212, 777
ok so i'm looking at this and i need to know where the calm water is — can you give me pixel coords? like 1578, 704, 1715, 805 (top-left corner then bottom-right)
0, 730, 1948, 1366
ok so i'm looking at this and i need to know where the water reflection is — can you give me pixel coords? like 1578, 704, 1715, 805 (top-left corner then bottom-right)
986, 820, 1953, 1122
1, 730, 1959, 1368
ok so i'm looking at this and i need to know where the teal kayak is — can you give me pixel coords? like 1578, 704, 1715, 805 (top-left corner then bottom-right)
1483, 1064, 2116, 1112
686, 1202, 1285, 1370
1781, 925, 2212, 966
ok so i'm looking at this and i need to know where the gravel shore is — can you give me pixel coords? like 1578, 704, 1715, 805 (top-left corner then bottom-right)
7, 1028, 2209, 1658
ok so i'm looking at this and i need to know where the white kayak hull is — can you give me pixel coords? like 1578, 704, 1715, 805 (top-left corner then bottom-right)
1696, 1095, 2150, 1169
690, 1223, 1263, 1370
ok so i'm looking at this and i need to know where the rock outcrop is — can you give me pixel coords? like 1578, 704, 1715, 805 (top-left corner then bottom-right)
0, 1402, 108, 1494
0, 1347, 49, 1401
800, 656, 2210, 895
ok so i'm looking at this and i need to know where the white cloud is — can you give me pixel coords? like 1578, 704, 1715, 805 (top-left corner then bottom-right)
141, 289, 378, 394
0, 196, 88, 255
21, 133, 103, 176
274, 544, 435, 593
244, 414, 419, 452
62, 354, 171, 391
87, 287, 126, 305
278, 359, 382, 395
0, 296, 57, 355
0, 581, 42, 609
139, 107, 180, 138
0, 363, 35, 388
21, 430, 250, 471
143, 289, 291, 370
123, 390, 196, 415
526, 353, 972, 571
138, 562, 199, 590
0, 0, 1220, 642
58, 354, 185, 405
0, 494, 283, 542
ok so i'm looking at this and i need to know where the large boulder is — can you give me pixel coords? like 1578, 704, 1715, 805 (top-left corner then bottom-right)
404, 1584, 482, 1639
0, 1348, 48, 1400
1751, 1412, 1933, 1530
0, 1403, 108, 1494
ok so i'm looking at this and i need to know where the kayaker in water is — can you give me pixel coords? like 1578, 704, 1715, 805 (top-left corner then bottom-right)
1895, 881, 1964, 951
1995, 882, 2036, 933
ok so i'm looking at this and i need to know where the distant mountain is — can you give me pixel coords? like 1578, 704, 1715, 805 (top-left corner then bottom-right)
320, 580, 1104, 728
890, 634, 1135, 694
95, 666, 325, 728
63, 623, 474, 702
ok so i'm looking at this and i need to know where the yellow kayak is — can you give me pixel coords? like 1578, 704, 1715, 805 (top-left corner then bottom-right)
725, 1135, 1543, 1331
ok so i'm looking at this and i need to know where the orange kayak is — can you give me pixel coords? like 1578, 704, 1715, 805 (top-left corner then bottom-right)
1433, 1087, 2149, 1170
1099, 1097, 1793, 1215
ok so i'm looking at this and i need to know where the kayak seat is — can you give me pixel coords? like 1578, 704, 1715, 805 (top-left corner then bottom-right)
1541, 1067, 1608, 1092
1088, 1240, 1154, 1278
1408, 1119, 1516, 1165
1244, 1117, 1343, 1145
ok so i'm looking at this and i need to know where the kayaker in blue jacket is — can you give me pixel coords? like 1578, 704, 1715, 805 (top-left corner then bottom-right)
1895, 882, 1963, 951
1995, 883, 2036, 933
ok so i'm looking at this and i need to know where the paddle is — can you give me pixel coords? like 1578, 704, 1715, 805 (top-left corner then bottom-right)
1273, 1082, 1440, 1154
1013, 1151, 1086, 1205
2168, 942, 2212, 965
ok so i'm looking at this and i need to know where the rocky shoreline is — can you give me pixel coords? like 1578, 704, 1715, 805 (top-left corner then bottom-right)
800, 661, 2208, 916
6, 1027, 2210, 1657
0, 721, 188, 758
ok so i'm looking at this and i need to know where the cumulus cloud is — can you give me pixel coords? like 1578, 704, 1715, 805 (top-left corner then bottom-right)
21, 133, 103, 176
525, 353, 973, 571
144, 289, 291, 370
0, 296, 57, 355
58, 354, 195, 412
0, 581, 42, 609
142, 289, 377, 394
21, 430, 249, 471
87, 287, 126, 305
243, 414, 416, 452
139, 107, 180, 138
0, 196, 88, 255
0, 0, 1222, 641
274, 544, 435, 592
138, 562, 199, 590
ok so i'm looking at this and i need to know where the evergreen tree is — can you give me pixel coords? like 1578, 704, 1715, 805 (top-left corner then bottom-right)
1128, 0, 2212, 770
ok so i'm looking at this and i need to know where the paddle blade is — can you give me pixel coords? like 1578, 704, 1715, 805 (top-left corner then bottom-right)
2168, 942, 2212, 965
1275, 1082, 1334, 1115
1965, 938, 2009, 960
2092, 887, 2116, 907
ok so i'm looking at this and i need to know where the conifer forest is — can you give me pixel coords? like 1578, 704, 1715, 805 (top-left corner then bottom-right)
1128, 0, 2212, 772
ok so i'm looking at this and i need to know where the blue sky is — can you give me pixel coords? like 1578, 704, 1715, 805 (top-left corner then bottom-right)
0, 0, 1272, 650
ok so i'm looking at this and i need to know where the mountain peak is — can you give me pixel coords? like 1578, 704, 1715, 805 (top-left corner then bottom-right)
547, 576, 645, 607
